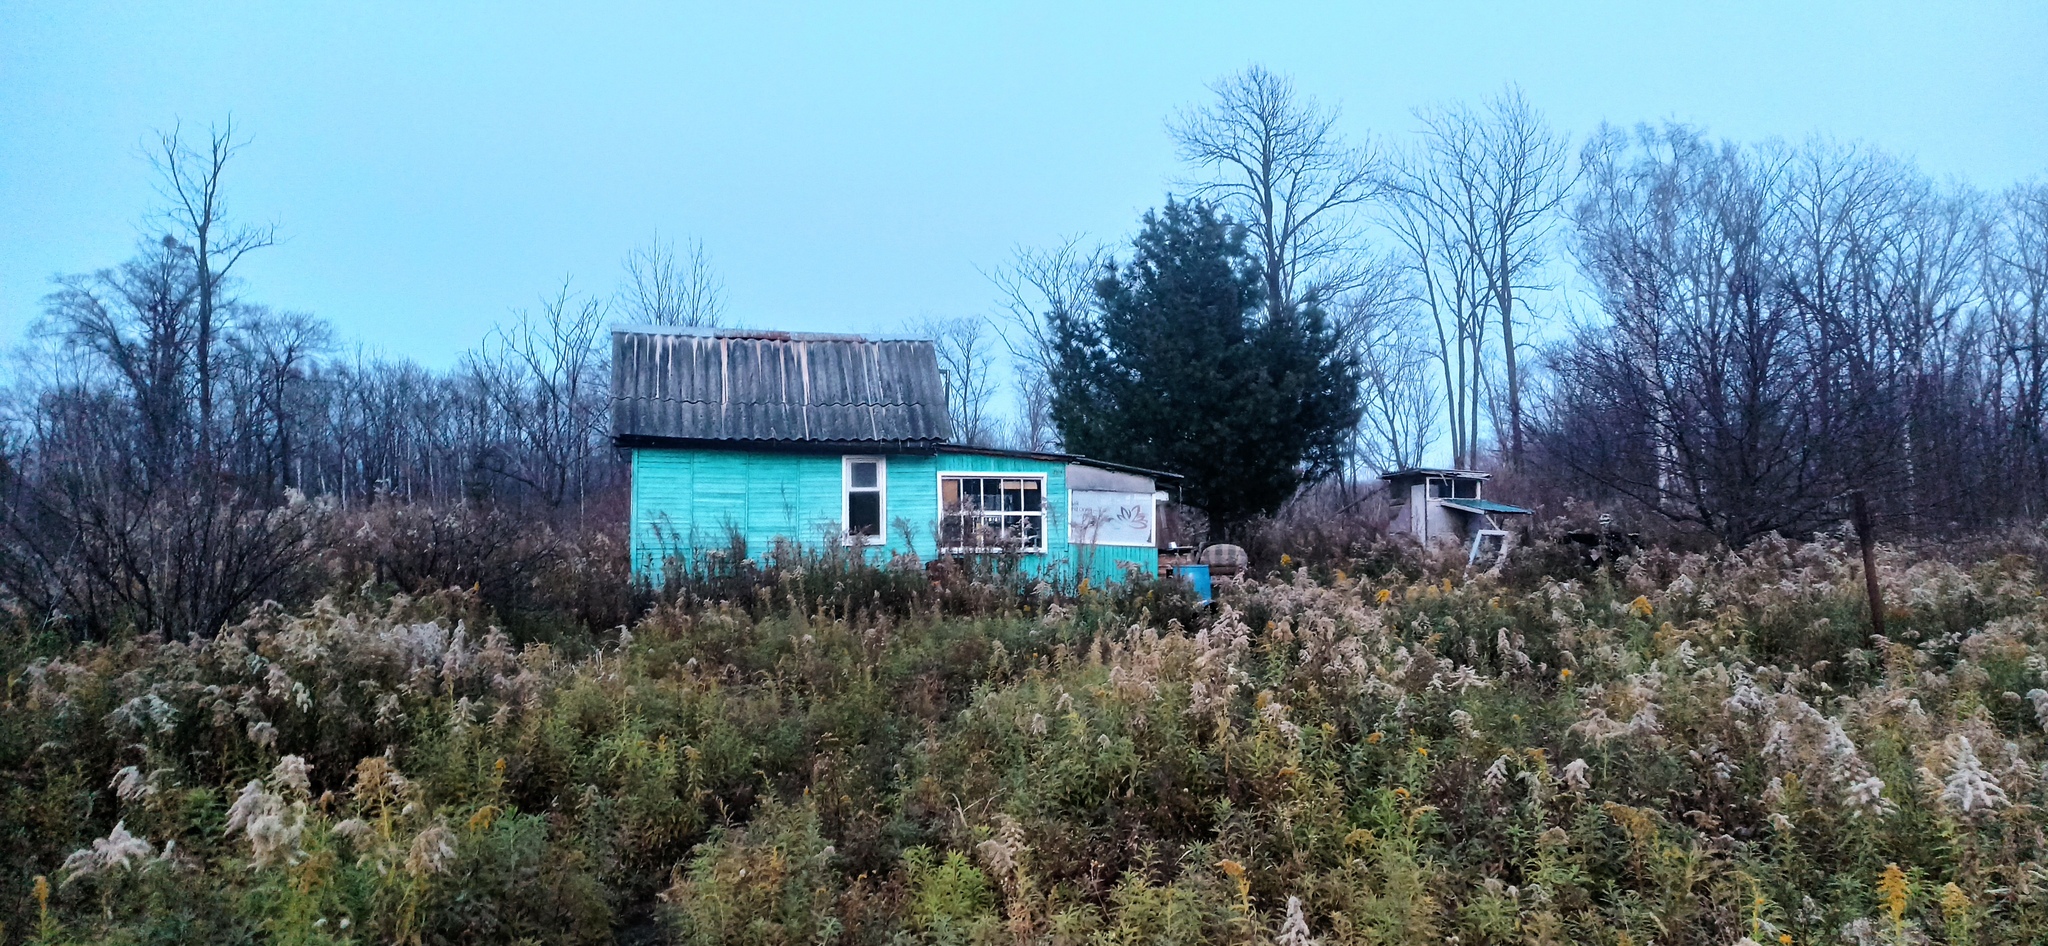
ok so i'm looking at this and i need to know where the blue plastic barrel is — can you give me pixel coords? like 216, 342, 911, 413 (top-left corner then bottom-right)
1177, 564, 1213, 604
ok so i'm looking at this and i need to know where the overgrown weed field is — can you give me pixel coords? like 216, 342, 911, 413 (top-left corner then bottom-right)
8, 536, 2048, 945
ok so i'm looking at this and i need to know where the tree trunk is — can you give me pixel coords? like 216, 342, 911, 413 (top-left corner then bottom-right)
196, 238, 214, 460
1851, 490, 1885, 639
1498, 243, 1522, 470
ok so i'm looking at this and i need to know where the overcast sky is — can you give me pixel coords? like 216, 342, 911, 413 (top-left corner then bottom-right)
4, 1, 2044, 366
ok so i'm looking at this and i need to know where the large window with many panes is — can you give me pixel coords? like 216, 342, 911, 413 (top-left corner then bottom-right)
939, 473, 1046, 553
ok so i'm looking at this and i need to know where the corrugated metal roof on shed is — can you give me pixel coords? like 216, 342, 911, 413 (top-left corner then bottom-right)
611, 326, 953, 448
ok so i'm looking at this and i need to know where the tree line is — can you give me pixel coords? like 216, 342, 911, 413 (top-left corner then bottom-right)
997, 71, 1578, 532
994, 67, 2048, 549
1539, 126, 2048, 545
4, 71, 2045, 639
0, 123, 728, 638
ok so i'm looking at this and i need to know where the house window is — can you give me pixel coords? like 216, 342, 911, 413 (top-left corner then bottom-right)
1429, 478, 1480, 500
843, 456, 886, 545
939, 474, 1046, 552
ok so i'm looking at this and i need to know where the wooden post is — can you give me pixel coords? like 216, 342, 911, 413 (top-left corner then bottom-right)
1850, 490, 1885, 639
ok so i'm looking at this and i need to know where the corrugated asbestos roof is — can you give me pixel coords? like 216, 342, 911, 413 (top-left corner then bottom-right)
611, 327, 953, 447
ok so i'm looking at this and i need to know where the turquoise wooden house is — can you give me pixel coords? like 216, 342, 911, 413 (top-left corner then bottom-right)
612, 326, 1180, 586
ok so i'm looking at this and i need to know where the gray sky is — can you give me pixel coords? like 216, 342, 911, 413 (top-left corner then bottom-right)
4, 1, 2044, 366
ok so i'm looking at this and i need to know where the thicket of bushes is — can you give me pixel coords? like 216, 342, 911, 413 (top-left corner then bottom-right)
10, 527, 2048, 944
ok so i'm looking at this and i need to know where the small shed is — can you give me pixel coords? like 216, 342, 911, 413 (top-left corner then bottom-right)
1382, 468, 1532, 549
612, 326, 1181, 587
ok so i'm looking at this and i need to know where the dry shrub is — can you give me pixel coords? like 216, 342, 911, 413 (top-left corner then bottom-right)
13, 528, 2048, 943
328, 499, 642, 641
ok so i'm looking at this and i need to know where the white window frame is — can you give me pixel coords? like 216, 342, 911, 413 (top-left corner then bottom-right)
1428, 477, 1480, 501
1469, 528, 1510, 566
842, 455, 887, 546
936, 471, 1048, 554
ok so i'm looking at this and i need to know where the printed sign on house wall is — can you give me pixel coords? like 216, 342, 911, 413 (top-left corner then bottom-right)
1068, 490, 1154, 547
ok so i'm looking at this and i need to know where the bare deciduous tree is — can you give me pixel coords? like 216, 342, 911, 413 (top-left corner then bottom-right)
1171, 65, 1384, 321
618, 232, 725, 327
1385, 147, 1491, 469
1985, 183, 2048, 512
222, 306, 332, 492
471, 279, 612, 511
0, 121, 643, 639
1538, 125, 2003, 544
1389, 88, 1572, 470
1543, 126, 1809, 543
913, 315, 1000, 446
989, 238, 1102, 382
988, 237, 1104, 451
40, 238, 202, 486
9, 231, 322, 640
151, 119, 277, 454
1341, 269, 1442, 474
1466, 89, 1571, 467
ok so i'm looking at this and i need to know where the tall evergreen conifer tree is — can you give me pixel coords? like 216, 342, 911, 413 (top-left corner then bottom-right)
1050, 199, 1361, 537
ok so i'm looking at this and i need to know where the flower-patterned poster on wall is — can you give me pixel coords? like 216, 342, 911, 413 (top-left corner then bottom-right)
1068, 490, 1154, 547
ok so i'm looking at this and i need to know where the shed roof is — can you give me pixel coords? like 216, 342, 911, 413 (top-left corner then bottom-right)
939, 444, 1183, 482
612, 326, 953, 448
1381, 467, 1492, 481
1441, 499, 1533, 516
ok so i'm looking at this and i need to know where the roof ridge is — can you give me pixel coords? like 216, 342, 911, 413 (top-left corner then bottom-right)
610, 395, 929, 405
613, 325, 933, 344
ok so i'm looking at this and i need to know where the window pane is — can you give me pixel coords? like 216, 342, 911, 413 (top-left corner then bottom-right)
850, 461, 878, 490
937, 477, 1044, 549
849, 492, 881, 536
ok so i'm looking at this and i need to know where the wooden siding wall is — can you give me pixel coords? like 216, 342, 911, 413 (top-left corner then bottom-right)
629, 447, 1157, 588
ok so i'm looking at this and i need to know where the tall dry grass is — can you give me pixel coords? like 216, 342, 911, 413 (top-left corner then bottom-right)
9, 528, 2048, 943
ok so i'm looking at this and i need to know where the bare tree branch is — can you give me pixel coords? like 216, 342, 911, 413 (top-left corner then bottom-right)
1171, 65, 1385, 319
912, 315, 1001, 447
618, 231, 725, 327
151, 118, 278, 456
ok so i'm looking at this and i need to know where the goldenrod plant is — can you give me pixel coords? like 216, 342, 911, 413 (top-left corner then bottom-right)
9, 534, 2048, 942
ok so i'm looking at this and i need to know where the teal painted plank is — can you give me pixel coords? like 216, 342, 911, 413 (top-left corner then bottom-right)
629, 445, 1156, 589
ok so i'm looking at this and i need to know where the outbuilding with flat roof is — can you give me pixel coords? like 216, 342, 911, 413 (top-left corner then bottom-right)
1381, 468, 1532, 552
